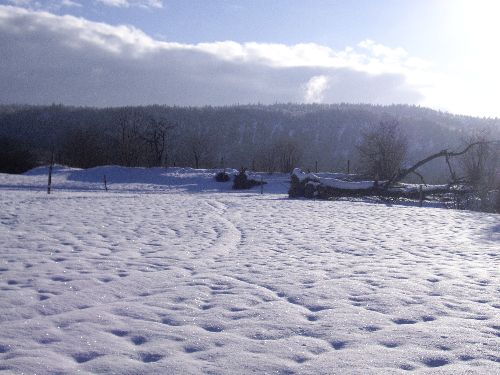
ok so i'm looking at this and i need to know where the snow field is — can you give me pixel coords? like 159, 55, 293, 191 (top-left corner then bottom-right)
0, 168, 499, 374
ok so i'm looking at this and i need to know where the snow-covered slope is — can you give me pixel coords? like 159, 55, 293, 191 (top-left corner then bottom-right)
0, 167, 498, 374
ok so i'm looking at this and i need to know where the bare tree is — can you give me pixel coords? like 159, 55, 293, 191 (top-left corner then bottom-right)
140, 117, 176, 167
460, 131, 498, 188
256, 138, 302, 173
115, 109, 143, 167
60, 127, 108, 168
182, 133, 213, 169
276, 139, 302, 173
357, 120, 408, 180
257, 144, 278, 173
459, 131, 499, 210
383, 140, 498, 187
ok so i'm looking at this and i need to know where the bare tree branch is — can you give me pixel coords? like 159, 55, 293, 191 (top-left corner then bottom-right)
384, 140, 499, 187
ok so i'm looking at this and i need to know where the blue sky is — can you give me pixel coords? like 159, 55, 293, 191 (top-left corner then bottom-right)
1, 0, 499, 117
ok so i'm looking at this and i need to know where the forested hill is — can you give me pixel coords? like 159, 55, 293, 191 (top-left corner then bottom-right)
1, 103, 498, 181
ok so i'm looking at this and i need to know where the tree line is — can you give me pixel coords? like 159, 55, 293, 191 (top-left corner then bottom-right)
0, 103, 498, 183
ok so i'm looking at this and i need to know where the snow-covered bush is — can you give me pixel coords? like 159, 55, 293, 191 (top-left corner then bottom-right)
232, 169, 265, 190
215, 171, 230, 182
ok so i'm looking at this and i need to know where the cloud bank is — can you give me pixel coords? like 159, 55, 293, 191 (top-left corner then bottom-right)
0, 5, 427, 107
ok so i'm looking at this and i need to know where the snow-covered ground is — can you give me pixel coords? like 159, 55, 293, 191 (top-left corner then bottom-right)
0, 167, 499, 374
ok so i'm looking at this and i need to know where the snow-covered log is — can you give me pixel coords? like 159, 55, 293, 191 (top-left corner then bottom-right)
289, 168, 377, 198
289, 168, 462, 200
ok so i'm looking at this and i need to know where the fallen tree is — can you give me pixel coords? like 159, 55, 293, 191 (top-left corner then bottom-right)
290, 140, 499, 212
289, 169, 454, 200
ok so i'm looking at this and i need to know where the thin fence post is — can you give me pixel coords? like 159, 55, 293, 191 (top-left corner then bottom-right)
47, 151, 54, 194
315, 161, 318, 173
104, 174, 108, 191
347, 159, 350, 174
419, 185, 423, 207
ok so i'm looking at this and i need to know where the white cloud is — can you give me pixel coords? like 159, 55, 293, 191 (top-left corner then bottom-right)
61, 0, 81, 7
0, 5, 427, 108
96, 0, 128, 7
7, 0, 81, 10
304, 75, 329, 103
95, 0, 163, 8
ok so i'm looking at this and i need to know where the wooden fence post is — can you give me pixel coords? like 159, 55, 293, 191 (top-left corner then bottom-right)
47, 151, 54, 194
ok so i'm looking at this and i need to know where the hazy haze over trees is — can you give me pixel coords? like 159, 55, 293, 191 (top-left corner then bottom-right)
0, 103, 498, 182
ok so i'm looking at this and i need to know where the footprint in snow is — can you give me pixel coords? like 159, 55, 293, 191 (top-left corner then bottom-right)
459, 354, 475, 362
380, 341, 400, 348
421, 357, 450, 368
202, 325, 224, 333
51, 276, 72, 282
139, 352, 163, 363
392, 318, 418, 325
330, 340, 347, 350
422, 315, 436, 322
399, 364, 415, 371
37, 337, 60, 344
110, 329, 128, 337
131, 336, 147, 345
184, 345, 203, 353
72, 351, 102, 364
360, 325, 381, 332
